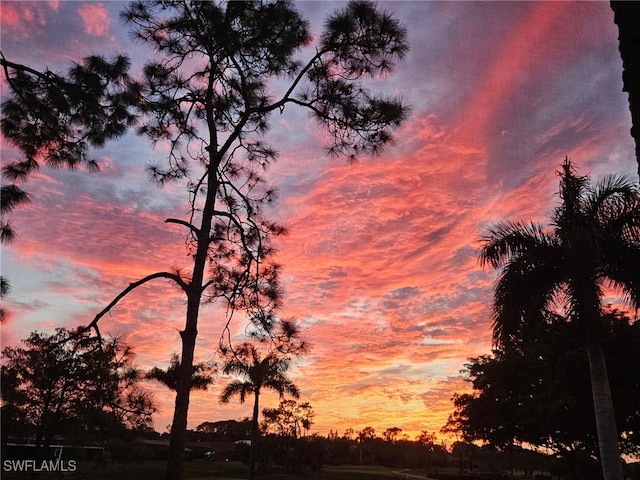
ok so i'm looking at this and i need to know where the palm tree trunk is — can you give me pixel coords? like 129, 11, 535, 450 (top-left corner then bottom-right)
586, 340, 623, 480
250, 391, 260, 480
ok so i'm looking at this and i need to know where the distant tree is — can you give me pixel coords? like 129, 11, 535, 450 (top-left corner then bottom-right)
262, 399, 315, 439
416, 431, 448, 474
383, 427, 402, 443
195, 418, 252, 441
416, 430, 437, 448
0, 328, 155, 458
259, 402, 317, 473
146, 353, 215, 391
358, 426, 376, 464
479, 160, 640, 480
359, 426, 376, 440
1, 3, 409, 479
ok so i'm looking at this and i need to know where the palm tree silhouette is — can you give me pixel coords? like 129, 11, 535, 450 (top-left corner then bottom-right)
146, 353, 214, 391
220, 343, 299, 480
480, 158, 640, 480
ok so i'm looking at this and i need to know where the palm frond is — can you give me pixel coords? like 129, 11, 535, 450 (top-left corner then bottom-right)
584, 174, 639, 226
491, 255, 565, 349
220, 342, 299, 404
219, 380, 252, 404
479, 221, 554, 269
602, 245, 640, 311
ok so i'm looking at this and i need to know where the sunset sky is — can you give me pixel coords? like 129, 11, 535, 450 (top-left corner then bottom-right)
1, 1, 637, 442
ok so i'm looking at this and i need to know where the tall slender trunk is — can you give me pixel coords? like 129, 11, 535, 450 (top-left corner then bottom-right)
164, 59, 222, 477
249, 390, 260, 480
165, 161, 217, 480
586, 340, 623, 480
165, 294, 199, 480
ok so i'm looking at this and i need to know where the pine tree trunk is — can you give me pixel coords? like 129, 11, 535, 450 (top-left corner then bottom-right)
165, 163, 216, 480
586, 341, 623, 480
165, 296, 198, 480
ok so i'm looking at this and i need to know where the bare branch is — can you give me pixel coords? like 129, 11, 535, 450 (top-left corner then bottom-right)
165, 217, 201, 235
80, 271, 187, 337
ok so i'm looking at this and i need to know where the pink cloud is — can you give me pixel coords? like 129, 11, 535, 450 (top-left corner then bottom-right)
77, 3, 109, 37
0, 3, 49, 39
1, 4, 21, 27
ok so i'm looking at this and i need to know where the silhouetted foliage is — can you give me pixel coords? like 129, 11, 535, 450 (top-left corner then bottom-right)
0, 53, 140, 241
382, 427, 402, 443
0, 54, 141, 324
479, 158, 640, 480
0, 328, 155, 454
195, 418, 252, 441
146, 353, 215, 392
258, 400, 316, 472
0, 274, 10, 324
445, 310, 640, 479
262, 399, 314, 439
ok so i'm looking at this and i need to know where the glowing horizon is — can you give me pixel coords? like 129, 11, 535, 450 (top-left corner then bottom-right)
1, 1, 636, 442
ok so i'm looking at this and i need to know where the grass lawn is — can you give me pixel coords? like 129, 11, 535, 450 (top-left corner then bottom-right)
182, 462, 416, 480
